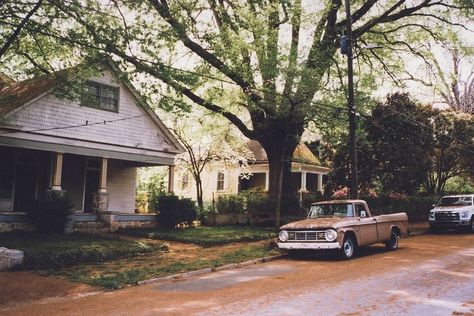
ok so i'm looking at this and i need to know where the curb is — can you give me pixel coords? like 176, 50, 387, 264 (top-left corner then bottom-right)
138, 253, 287, 286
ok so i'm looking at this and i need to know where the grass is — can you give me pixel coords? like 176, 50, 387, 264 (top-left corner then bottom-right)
117, 226, 277, 246
0, 231, 166, 270
50, 242, 280, 289
2, 227, 280, 290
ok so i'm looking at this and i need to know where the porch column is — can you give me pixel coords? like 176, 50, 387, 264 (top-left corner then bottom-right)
99, 158, 108, 193
317, 173, 323, 192
265, 172, 269, 192
300, 171, 307, 192
168, 165, 175, 194
94, 157, 110, 228
51, 152, 64, 191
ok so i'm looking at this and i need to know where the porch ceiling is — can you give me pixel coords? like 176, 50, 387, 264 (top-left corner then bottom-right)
0, 135, 174, 165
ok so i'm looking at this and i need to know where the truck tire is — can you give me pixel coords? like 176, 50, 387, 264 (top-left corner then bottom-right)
385, 229, 400, 250
340, 235, 356, 259
470, 216, 474, 233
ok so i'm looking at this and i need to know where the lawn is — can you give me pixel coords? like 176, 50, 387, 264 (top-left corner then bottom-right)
50, 240, 280, 289
117, 226, 277, 246
0, 232, 166, 270
1, 227, 280, 290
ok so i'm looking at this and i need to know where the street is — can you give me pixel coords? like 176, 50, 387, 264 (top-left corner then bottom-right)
2, 233, 474, 316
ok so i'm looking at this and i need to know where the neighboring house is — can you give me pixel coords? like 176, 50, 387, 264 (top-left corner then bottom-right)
0, 64, 183, 232
174, 140, 330, 204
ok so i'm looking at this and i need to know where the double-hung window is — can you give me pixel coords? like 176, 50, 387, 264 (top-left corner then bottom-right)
82, 81, 119, 112
217, 171, 225, 191
181, 173, 189, 190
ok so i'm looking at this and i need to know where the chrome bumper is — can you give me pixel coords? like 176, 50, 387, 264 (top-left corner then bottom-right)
429, 220, 471, 227
277, 242, 340, 250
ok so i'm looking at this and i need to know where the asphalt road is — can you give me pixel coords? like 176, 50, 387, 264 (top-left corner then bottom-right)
2, 233, 474, 316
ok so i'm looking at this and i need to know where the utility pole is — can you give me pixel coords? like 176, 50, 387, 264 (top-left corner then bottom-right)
340, 0, 358, 199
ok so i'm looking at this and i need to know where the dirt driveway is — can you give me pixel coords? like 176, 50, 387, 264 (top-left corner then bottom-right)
1, 232, 474, 315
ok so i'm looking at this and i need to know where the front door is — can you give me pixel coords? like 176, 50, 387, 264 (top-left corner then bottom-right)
355, 203, 379, 246
83, 159, 100, 213
13, 152, 38, 212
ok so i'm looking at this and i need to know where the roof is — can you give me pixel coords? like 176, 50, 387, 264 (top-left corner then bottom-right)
247, 140, 325, 166
0, 63, 184, 154
440, 195, 474, 198
313, 200, 367, 205
0, 74, 56, 117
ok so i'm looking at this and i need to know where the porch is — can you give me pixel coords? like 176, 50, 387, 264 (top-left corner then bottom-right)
238, 162, 328, 194
0, 146, 169, 231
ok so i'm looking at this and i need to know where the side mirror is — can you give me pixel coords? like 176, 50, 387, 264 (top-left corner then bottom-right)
360, 210, 367, 218
432, 204, 436, 208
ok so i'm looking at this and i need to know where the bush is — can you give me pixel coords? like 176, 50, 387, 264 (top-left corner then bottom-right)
246, 193, 273, 215
155, 195, 197, 228
26, 192, 73, 233
363, 195, 438, 222
135, 191, 149, 214
215, 195, 245, 214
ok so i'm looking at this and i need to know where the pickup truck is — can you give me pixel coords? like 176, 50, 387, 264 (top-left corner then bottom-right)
429, 194, 474, 233
277, 199, 408, 259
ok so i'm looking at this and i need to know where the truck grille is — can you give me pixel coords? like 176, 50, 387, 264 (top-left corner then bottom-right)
435, 212, 459, 222
288, 231, 327, 241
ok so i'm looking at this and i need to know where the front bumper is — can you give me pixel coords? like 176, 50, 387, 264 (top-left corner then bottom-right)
429, 220, 471, 228
277, 242, 341, 250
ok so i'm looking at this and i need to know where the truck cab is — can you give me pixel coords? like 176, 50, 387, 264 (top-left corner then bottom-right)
429, 194, 474, 233
277, 200, 408, 259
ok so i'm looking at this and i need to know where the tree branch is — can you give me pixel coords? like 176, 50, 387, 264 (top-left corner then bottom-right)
0, 0, 43, 59
148, 0, 261, 103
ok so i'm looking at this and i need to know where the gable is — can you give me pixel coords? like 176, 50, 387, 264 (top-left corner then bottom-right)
1, 70, 182, 154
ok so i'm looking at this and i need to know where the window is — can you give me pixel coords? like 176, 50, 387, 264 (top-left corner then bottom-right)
181, 173, 189, 190
82, 81, 119, 112
308, 203, 354, 218
355, 204, 367, 217
217, 171, 225, 191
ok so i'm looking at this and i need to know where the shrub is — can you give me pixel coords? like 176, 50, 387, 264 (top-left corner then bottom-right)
26, 192, 73, 233
215, 195, 245, 214
364, 195, 438, 222
135, 191, 149, 214
246, 193, 273, 215
301, 191, 323, 210
155, 195, 197, 228
332, 187, 349, 199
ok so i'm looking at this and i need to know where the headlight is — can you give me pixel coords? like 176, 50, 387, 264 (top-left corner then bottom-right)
460, 211, 469, 219
279, 230, 288, 242
325, 229, 337, 242
429, 211, 435, 219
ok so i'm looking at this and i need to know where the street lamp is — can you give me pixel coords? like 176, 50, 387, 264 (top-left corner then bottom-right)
340, 0, 358, 199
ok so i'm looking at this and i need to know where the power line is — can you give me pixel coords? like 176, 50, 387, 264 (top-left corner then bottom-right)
4, 3, 473, 152
0, 114, 145, 135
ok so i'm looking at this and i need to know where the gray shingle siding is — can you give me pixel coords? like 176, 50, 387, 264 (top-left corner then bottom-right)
4, 71, 170, 152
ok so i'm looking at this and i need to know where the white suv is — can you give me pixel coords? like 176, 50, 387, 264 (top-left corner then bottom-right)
429, 194, 474, 233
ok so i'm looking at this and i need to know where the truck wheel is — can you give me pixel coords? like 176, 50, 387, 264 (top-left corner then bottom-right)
385, 229, 400, 250
470, 217, 474, 233
340, 235, 356, 259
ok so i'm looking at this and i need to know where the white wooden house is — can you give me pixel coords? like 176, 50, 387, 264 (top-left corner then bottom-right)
174, 141, 330, 204
0, 64, 183, 232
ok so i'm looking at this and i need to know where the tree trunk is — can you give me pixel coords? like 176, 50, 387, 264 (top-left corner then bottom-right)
260, 123, 301, 229
195, 177, 204, 211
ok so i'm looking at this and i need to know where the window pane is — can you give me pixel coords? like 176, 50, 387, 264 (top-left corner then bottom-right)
217, 172, 224, 191
83, 82, 118, 111
100, 86, 118, 110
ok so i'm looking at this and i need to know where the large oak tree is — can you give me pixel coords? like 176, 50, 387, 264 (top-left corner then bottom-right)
1, 0, 471, 227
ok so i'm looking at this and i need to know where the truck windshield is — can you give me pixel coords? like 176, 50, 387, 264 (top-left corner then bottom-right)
308, 203, 354, 218
437, 197, 472, 207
